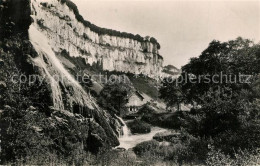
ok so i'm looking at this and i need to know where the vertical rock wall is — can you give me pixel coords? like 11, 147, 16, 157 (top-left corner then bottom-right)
30, 0, 163, 78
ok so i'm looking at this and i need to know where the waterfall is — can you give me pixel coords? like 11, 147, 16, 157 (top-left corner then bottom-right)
29, 25, 65, 110
121, 121, 130, 137
29, 24, 94, 110
33, 57, 65, 110
115, 115, 130, 137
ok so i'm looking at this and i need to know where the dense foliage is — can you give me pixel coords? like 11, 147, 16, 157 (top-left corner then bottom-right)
0, 0, 31, 38
159, 78, 184, 110
181, 37, 260, 104
98, 80, 133, 115
158, 37, 260, 163
127, 119, 151, 134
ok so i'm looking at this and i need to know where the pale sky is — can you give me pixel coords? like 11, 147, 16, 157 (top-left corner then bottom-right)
72, 0, 260, 69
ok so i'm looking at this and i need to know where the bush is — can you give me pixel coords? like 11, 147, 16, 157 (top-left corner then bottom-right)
133, 140, 160, 155
138, 104, 157, 114
206, 147, 260, 166
133, 134, 208, 165
181, 96, 260, 155
142, 111, 187, 129
213, 119, 260, 155
206, 146, 232, 166
127, 119, 151, 134
96, 148, 136, 166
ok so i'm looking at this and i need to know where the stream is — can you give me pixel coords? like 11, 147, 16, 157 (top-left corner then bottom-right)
117, 119, 169, 150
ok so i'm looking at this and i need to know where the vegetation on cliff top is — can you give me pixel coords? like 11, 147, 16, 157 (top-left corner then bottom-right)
59, 0, 161, 49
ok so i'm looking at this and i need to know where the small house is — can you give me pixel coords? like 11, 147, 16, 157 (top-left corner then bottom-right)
125, 91, 147, 114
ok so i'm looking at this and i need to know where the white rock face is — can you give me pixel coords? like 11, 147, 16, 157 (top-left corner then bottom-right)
30, 0, 163, 78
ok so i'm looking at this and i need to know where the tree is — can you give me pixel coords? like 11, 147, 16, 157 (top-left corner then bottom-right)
161, 37, 260, 156
180, 37, 260, 104
159, 77, 184, 111
98, 80, 133, 115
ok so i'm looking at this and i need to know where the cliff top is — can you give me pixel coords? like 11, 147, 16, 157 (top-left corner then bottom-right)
59, 0, 161, 49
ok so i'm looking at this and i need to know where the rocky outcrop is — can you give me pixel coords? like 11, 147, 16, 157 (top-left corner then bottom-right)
30, 0, 163, 78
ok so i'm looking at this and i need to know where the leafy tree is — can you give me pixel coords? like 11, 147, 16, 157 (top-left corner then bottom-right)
98, 80, 133, 115
159, 37, 260, 157
183, 87, 260, 154
159, 77, 184, 111
180, 37, 260, 104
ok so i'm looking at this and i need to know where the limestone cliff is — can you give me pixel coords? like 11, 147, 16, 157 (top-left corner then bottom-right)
30, 0, 163, 78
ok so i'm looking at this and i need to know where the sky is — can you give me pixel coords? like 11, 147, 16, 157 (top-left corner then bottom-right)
72, 0, 260, 69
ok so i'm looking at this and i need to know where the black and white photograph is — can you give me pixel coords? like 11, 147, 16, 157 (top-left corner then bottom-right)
0, 0, 260, 165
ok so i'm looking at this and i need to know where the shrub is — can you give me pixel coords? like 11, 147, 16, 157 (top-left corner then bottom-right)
133, 140, 160, 155
133, 134, 208, 165
181, 96, 260, 156
96, 148, 136, 166
206, 146, 232, 166
206, 147, 260, 166
142, 111, 187, 129
127, 119, 151, 134
138, 104, 157, 114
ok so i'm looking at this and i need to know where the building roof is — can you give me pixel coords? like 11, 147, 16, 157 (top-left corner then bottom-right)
126, 91, 147, 107
127, 91, 144, 100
